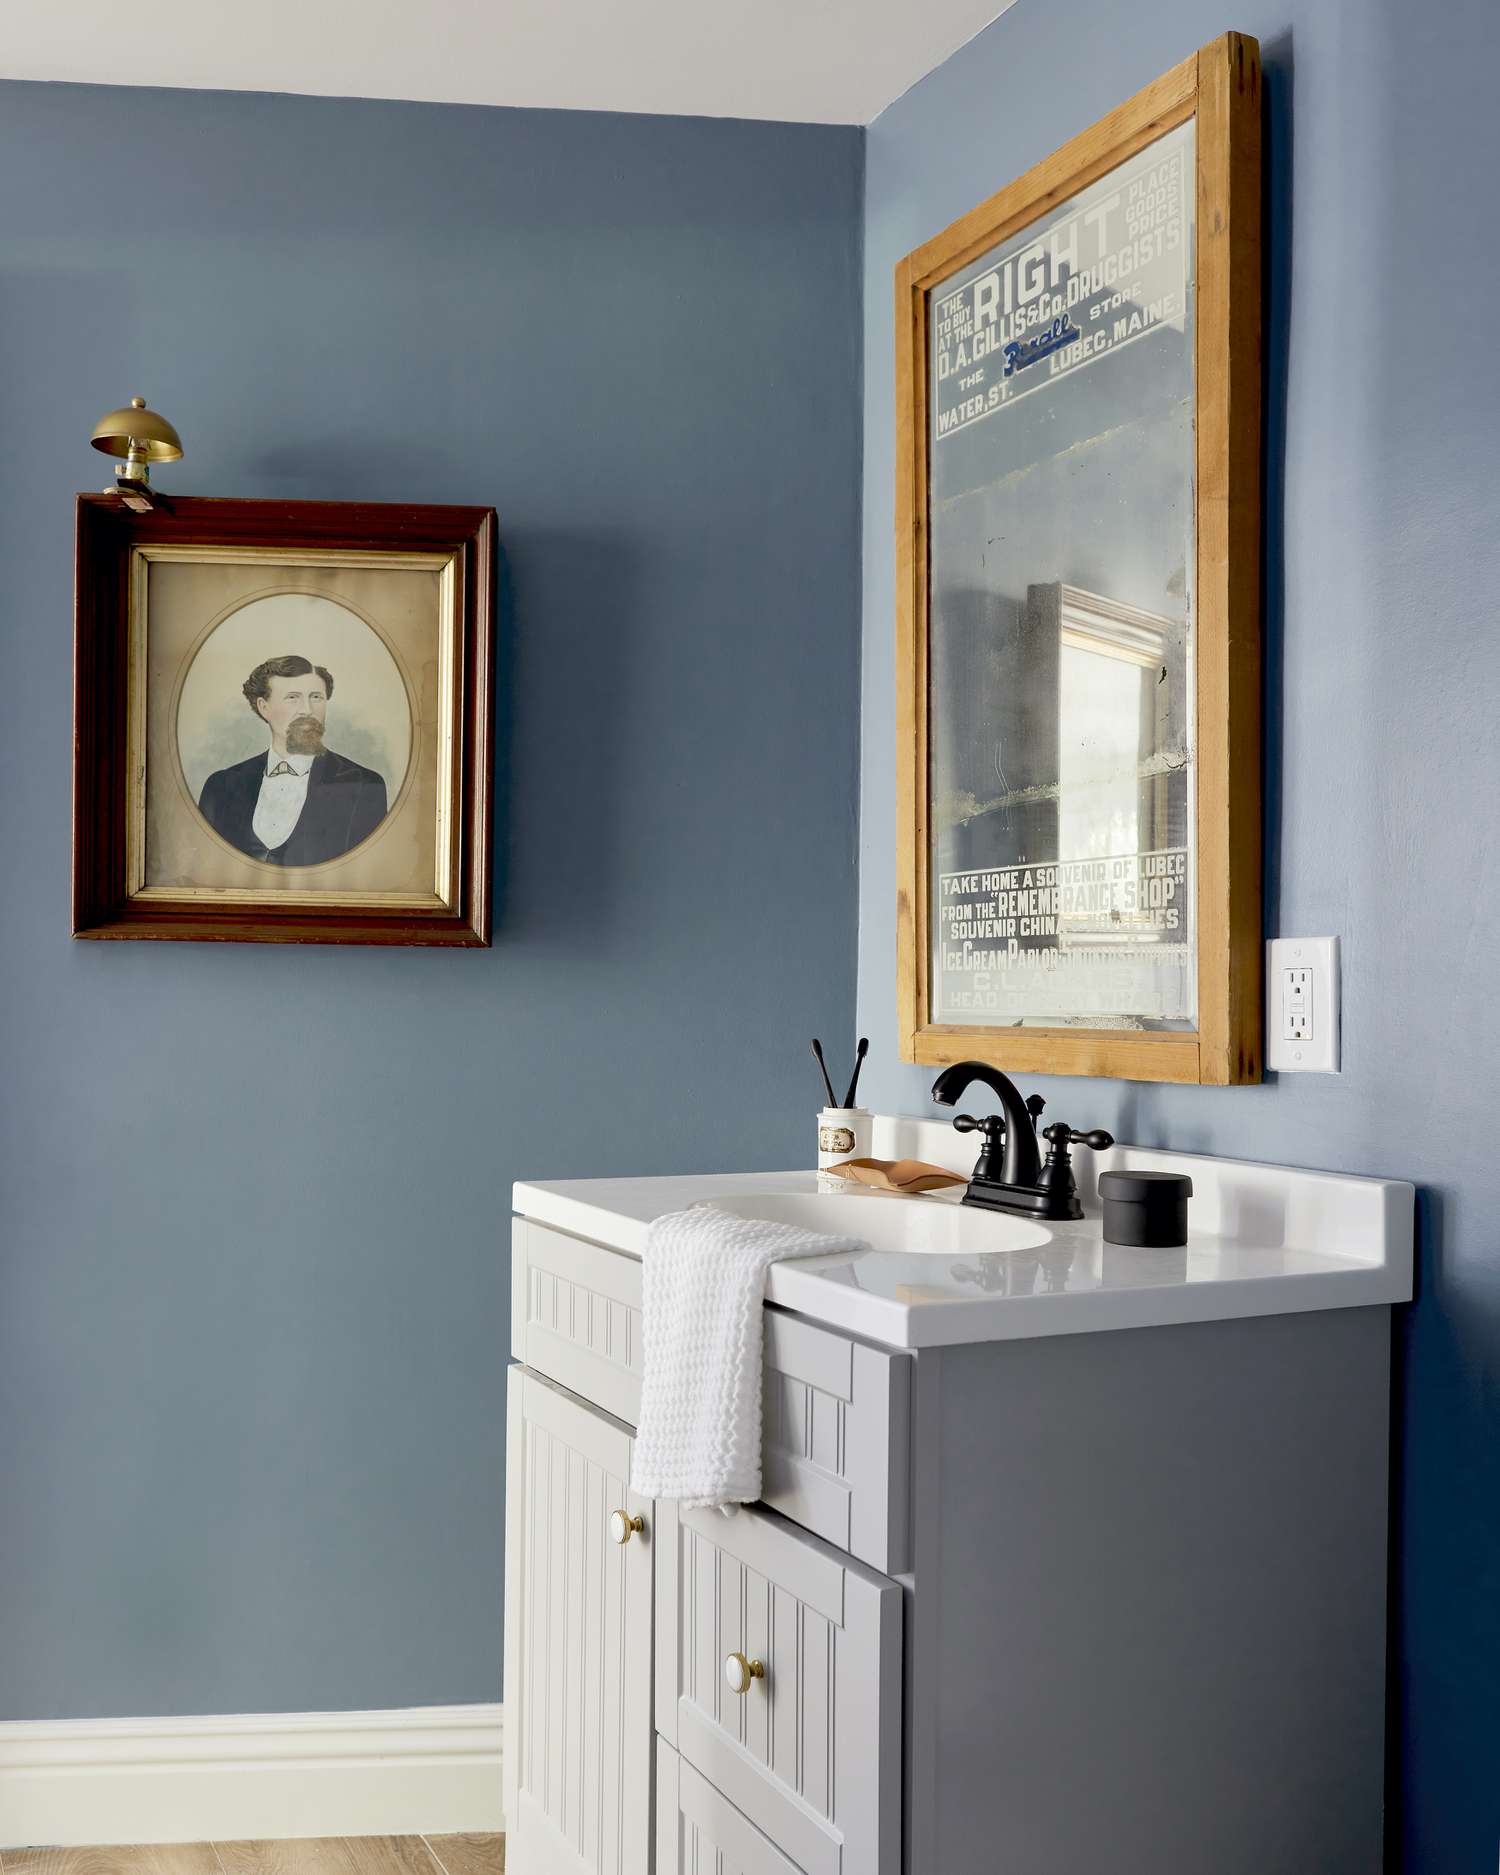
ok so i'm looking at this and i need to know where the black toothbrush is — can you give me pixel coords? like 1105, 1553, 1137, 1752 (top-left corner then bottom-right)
841, 1038, 869, 1109
810, 1038, 838, 1107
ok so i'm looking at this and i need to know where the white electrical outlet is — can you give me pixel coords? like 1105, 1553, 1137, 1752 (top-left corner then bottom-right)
1284, 967, 1312, 1041
1266, 937, 1340, 1073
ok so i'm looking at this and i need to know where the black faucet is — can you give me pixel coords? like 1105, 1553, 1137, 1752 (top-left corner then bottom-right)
930, 1060, 1114, 1221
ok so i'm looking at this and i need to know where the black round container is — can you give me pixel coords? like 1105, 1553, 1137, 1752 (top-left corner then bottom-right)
1098, 1170, 1193, 1247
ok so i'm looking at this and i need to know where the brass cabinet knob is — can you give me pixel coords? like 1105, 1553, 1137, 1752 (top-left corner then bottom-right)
723, 1651, 765, 1695
608, 1509, 644, 1545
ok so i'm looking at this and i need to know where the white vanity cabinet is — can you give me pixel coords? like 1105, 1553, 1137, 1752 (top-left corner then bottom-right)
505, 1216, 905, 1875
508, 1146, 1412, 1875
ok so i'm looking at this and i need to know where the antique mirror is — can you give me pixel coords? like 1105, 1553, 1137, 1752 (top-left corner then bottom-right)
896, 33, 1263, 1083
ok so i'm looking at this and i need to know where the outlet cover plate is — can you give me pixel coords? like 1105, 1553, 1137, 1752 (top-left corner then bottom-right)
1266, 936, 1340, 1073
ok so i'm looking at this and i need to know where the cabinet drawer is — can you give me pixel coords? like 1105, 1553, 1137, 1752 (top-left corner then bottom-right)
657, 1739, 807, 1875
513, 1217, 911, 1572
513, 1219, 646, 1426
655, 1500, 902, 1875
762, 1310, 911, 1575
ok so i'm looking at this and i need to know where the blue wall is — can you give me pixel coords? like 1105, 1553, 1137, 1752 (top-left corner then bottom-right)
859, 1, 1500, 1868
5, 9, 1497, 1863
0, 81, 862, 1720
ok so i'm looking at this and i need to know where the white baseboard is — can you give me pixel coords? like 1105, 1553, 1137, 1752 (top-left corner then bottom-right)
0, 1704, 503, 1849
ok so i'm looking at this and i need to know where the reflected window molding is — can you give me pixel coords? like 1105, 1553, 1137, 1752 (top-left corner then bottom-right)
1057, 584, 1170, 668
1055, 581, 1186, 955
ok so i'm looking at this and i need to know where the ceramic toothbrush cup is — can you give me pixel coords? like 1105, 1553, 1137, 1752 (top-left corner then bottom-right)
818, 1106, 872, 1172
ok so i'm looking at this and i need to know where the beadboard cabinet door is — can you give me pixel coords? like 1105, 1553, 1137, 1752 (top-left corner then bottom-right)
504, 1366, 653, 1875
655, 1499, 902, 1875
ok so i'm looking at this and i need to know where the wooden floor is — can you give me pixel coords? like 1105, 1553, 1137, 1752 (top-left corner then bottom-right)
0, 1837, 503, 1875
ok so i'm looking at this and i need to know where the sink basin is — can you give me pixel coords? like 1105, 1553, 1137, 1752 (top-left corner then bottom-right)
714, 1189, 1052, 1256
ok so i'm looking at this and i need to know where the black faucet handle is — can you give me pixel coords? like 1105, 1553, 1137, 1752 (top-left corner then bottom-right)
1042, 1123, 1114, 1152
952, 1112, 1004, 1141
951, 1112, 1005, 1184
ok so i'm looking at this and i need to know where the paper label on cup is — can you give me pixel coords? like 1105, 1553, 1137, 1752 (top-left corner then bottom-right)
820, 1124, 856, 1154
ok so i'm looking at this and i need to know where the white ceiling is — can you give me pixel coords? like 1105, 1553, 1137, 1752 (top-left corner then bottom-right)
2, 0, 1015, 126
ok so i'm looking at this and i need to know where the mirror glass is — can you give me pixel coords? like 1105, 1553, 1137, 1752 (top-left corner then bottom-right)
928, 121, 1196, 1030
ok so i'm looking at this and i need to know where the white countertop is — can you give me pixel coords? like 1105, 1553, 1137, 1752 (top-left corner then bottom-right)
513, 1117, 1414, 1350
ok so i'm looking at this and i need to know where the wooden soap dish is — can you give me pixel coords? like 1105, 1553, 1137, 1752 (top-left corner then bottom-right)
824, 1157, 967, 1194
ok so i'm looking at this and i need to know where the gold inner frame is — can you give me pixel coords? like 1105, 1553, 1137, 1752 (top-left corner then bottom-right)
125, 543, 464, 910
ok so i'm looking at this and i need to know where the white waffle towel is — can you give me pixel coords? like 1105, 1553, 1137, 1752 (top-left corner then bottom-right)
630, 1204, 865, 1511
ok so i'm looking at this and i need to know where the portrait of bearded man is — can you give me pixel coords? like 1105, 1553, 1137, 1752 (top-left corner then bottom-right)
197, 652, 389, 866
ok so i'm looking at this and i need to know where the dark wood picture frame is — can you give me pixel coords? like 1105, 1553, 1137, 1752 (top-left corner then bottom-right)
73, 495, 496, 946
895, 32, 1263, 1083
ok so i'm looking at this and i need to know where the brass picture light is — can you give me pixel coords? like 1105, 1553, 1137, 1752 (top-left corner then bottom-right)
90, 395, 183, 511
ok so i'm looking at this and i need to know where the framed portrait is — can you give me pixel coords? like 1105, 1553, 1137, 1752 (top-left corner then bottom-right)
895, 33, 1263, 1083
73, 497, 495, 945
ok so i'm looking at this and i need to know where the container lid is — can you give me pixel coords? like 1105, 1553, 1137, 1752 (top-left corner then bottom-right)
1097, 1170, 1194, 1201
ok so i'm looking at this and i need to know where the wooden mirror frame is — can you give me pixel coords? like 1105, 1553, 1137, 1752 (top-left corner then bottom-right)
895, 32, 1263, 1084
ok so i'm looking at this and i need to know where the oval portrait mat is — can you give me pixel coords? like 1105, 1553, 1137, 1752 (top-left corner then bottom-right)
175, 591, 415, 866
